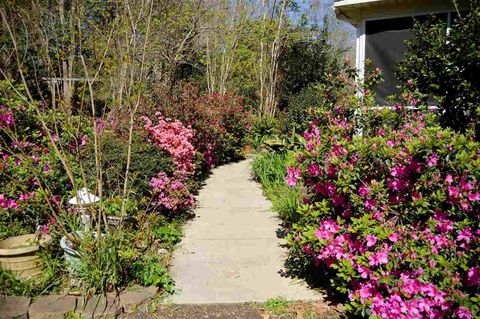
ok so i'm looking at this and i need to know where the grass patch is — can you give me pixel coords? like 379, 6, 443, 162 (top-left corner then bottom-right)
263, 297, 289, 315
251, 151, 302, 223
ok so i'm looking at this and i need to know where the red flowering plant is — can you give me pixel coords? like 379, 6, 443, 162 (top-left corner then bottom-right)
287, 97, 480, 318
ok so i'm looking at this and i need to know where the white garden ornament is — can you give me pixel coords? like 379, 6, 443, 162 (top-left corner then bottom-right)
68, 187, 100, 230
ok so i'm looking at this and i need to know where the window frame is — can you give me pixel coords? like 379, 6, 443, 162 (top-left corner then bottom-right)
355, 11, 453, 106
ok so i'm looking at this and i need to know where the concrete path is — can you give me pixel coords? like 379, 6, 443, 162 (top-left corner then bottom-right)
168, 159, 322, 304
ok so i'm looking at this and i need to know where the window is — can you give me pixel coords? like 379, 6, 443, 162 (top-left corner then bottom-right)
364, 14, 448, 105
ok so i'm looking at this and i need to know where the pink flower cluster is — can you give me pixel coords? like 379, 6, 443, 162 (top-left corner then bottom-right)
0, 194, 19, 209
0, 106, 14, 128
150, 172, 194, 211
142, 113, 196, 176
142, 113, 197, 212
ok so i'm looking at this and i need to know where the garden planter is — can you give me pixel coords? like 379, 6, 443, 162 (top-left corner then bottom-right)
60, 231, 106, 274
106, 215, 135, 228
79, 214, 134, 228
60, 234, 82, 274
0, 234, 52, 278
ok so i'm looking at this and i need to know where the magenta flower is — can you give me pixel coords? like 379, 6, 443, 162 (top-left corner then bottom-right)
0, 194, 19, 209
365, 235, 378, 247
368, 250, 388, 266
285, 167, 301, 187
307, 163, 321, 176
358, 185, 369, 198
427, 153, 438, 167
0, 106, 14, 127
456, 307, 473, 319
364, 199, 376, 210
468, 193, 480, 201
447, 186, 461, 199
466, 267, 480, 287
388, 233, 399, 242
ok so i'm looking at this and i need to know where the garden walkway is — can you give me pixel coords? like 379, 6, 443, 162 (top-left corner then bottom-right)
168, 159, 322, 304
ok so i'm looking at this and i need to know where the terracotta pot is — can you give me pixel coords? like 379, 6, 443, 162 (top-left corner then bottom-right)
0, 234, 52, 278
244, 145, 252, 154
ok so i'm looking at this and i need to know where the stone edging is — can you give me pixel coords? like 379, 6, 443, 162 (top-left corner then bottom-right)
0, 287, 158, 319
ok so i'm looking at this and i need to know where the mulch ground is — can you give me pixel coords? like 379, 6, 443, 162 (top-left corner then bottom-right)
125, 301, 342, 319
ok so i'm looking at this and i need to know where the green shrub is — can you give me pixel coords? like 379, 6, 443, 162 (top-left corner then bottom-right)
279, 33, 344, 105
398, 7, 480, 136
151, 222, 183, 248
82, 132, 174, 201
283, 85, 323, 134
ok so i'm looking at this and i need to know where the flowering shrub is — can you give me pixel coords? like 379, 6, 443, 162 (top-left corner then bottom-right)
141, 113, 196, 212
287, 106, 480, 318
142, 112, 196, 176
149, 172, 194, 212
0, 83, 74, 238
152, 81, 251, 168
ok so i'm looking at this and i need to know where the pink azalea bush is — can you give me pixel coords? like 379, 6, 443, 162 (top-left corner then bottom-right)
153, 81, 252, 168
287, 105, 480, 318
149, 172, 194, 211
142, 112, 196, 176
141, 113, 196, 212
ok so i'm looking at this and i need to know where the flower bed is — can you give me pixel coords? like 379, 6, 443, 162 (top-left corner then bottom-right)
0, 80, 250, 297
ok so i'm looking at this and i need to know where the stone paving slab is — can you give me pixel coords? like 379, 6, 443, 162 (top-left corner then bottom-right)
168, 159, 323, 304
29, 295, 77, 319
77, 293, 122, 318
0, 296, 30, 319
120, 287, 158, 313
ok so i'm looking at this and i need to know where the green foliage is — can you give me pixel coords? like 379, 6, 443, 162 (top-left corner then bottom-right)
74, 232, 126, 293
247, 115, 281, 148
151, 222, 183, 248
130, 255, 174, 293
398, 7, 480, 136
103, 197, 138, 217
283, 85, 323, 134
82, 132, 174, 201
279, 33, 342, 103
252, 152, 288, 188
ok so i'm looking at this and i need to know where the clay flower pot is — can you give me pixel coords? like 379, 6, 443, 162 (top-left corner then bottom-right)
244, 145, 252, 154
0, 234, 52, 278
